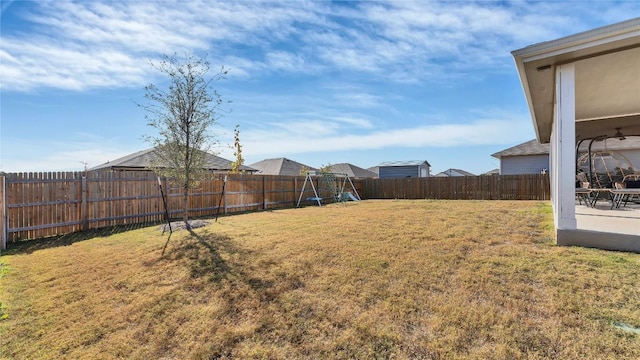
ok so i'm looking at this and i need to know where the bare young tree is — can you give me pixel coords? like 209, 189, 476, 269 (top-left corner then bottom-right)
140, 53, 228, 229
230, 124, 244, 173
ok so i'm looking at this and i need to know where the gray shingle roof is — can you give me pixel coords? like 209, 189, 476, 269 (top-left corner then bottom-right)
434, 168, 476, 177
450, 168, 475, 176
89, 147, 256, 172
377, 160, 431, 167
327, 163, 378, 178
491, 140, 549, 158
248, 158, 317, 176
492, 137, 640, 158
483, 169, 500, 176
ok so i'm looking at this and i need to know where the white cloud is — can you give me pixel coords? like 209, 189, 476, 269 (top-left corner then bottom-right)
2, 1, 634, 175
0, 0, 16, 15
0, 40, 151, 91
268, 120, 340, 137
265, 51, 306, 72
1, 114, 531, 172
0, 134, 142, 172
220, 56, 262, 79
332, 116, 374, 129
338, 92, 385, 108
1, 1, 320, 91
3, 0, 632, 92
238, 115, 532, 158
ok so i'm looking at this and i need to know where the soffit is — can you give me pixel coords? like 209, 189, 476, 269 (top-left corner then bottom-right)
512, 18, 640, 143
575, 47, 640, 121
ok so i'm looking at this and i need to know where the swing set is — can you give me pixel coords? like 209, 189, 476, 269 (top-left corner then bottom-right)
296, 171, 361, 207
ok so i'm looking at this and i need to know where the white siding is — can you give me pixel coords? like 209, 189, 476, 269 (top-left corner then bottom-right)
500, 155, 549, 175
379, 166, 419, 179
420, 163, 430, 178
501, 149, 637, 176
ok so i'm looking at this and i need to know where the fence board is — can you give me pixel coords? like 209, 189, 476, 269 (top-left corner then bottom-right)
1, 176, 6, 250
361, 175, 549, 201
1, 172, 547, 244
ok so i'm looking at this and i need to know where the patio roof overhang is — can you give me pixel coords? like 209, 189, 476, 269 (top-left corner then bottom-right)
512, 18, 640, 143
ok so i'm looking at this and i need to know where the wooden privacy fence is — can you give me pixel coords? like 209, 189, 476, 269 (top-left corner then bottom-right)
0, 171, 362, 247
0, 172, 548, 248
361, 174, 550, 200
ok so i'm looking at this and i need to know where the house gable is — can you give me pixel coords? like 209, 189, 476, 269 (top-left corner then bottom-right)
89, 147, 256, 173
327, 163, 377, 178
377, 160, 430, 179
437, 168, 475, 177
248, 158, 316, 176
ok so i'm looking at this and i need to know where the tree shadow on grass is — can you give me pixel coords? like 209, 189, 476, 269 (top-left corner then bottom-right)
161, 228, 297, 297
162, 228, 252, 284
148, 229, 324, 358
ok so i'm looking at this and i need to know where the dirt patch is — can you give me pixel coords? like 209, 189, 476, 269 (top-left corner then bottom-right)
160, 220, 210, 232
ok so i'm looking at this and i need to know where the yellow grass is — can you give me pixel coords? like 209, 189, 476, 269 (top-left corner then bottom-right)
1, 200, 639, 359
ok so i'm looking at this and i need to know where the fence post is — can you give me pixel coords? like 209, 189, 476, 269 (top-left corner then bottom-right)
1, 175, 6, 251
223, 177, 228, 215
263, 176, 267, 210
163, 177, 172, 220
81, 175, 88, 231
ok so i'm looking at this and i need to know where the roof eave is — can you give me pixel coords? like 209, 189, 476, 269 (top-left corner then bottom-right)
511, 18, 640, 144
512, 56, 543, 143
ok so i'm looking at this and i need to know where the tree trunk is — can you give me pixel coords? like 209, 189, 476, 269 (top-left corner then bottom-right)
182, 184, 190, 229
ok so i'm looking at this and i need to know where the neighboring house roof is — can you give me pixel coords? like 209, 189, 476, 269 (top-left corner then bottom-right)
326, 163, 377, 178
492, 139, 549, 158
482, 169, 500, 176
367, 166, 379, 176
493, 137, 640, 158
434, 168, 476, 177
248, 158, 317, 176
89, 147, 256, 172
377, 160, 431, 167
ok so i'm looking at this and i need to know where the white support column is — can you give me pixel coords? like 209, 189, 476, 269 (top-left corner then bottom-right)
552, 63, 577, 230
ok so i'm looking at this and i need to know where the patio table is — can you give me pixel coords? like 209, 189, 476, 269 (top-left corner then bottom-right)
609, 189, 640, 209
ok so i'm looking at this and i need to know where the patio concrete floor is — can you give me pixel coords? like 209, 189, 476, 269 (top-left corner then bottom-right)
575, 202, 640, 236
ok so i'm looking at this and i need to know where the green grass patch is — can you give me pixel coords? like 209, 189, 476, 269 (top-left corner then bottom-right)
1, 200, 638, 359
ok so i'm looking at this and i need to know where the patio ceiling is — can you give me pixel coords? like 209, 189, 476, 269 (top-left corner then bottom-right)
512, 18, 640, 143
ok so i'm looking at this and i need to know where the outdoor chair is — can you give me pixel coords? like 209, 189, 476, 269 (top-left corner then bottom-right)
576, 180, 615, 208
623, 174, 640, 187
575, 181, 592, 206
609, 175, 640, 209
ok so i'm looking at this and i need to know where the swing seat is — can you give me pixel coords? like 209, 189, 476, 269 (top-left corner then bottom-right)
306, 197, 323, 201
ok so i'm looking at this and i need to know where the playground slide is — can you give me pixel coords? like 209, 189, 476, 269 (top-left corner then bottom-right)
344, 192, 360, 201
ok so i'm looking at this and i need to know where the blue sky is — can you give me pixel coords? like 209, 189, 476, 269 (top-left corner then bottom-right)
1, 1, 638, 174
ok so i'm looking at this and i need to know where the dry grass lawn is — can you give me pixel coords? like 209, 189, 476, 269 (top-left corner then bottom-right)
1, 200, 639, 359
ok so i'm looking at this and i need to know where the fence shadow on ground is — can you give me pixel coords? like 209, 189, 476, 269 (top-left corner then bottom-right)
4, 221, 164, 255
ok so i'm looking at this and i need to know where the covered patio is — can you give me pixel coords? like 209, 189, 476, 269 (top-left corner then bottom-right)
577, 203, 639, 235
513, 18, 640, 252
574, 202, 640, 252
